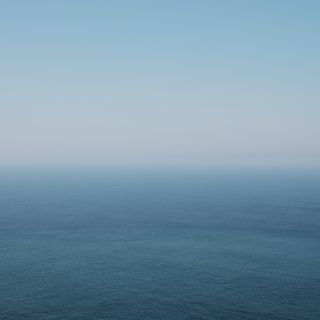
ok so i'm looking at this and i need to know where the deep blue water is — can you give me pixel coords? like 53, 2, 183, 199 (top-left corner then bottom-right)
1, 168, 320, 320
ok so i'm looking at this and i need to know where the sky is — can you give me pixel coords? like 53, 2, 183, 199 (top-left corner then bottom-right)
1, 0, 319, 166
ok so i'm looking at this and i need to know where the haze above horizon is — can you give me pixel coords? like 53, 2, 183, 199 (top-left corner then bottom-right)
1, 0, 319, 166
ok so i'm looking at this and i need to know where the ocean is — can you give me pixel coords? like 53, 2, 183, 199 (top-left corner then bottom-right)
1, 168, 319, 320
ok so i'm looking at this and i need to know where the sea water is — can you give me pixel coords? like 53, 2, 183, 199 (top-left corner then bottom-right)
1, 168, 320, 319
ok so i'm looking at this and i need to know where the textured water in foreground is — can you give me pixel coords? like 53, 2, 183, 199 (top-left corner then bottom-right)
1, 168, 320, 320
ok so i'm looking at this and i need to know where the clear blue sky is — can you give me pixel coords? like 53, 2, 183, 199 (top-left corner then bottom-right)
1, 0, 319, 166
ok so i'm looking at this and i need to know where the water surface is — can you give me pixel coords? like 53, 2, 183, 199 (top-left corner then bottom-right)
1, 168, 320, 319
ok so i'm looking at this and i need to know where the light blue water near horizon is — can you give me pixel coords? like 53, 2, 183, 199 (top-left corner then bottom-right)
1, 168, 320, 320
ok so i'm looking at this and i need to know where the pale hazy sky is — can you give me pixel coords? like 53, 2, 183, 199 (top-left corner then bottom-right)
1, 1, 319, 166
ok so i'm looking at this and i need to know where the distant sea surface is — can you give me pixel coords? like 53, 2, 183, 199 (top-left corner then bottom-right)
1, 168, 320, 320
